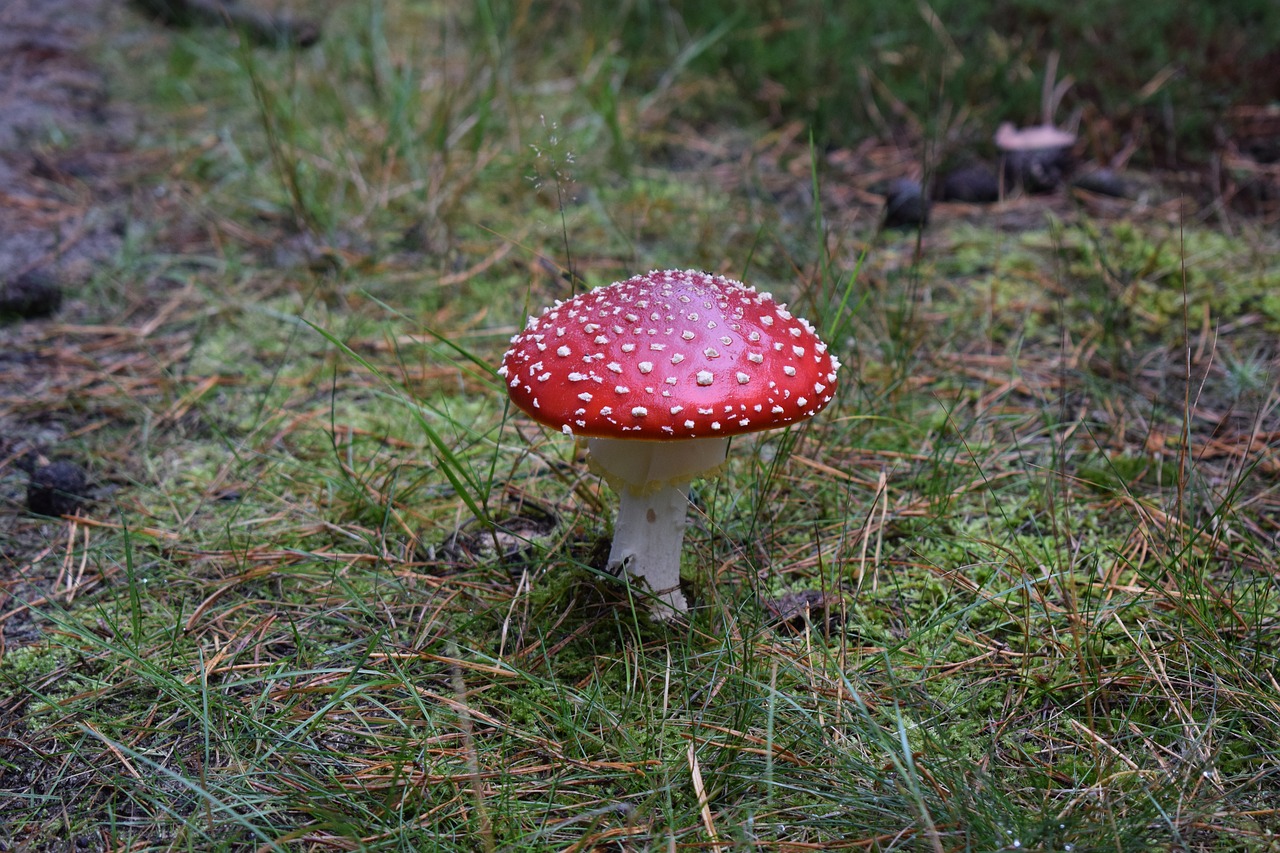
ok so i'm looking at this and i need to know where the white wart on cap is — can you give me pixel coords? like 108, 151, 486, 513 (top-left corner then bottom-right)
498, 269, 841, 439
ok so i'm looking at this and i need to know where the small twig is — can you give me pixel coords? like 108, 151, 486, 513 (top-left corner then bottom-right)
447, 641, 495, 853
1042, 52, 1059, 127
686, 741, 723, 853
81, 722, 142, 780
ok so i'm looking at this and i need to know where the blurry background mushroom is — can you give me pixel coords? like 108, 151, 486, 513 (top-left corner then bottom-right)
500, 269, 840, 617
996, 122, 1077, 194
995, 51, 1077, 194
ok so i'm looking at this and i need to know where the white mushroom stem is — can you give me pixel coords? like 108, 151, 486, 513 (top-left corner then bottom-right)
586, 436, 730, 616
608, 481, 693, 613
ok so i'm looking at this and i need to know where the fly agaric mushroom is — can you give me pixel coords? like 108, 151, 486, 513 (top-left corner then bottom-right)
498, 269, 840, 616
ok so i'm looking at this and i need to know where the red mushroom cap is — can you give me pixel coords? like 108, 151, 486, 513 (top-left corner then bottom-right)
498, 269, 840, 439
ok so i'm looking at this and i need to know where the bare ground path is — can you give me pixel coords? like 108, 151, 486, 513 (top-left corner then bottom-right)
0, 0, 132, 281
0, 0, 322, 652
0, 0, 173, 653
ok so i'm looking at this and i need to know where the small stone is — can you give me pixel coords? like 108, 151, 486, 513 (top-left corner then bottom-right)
1002, 148, 1072, 194
762, 589, 845, 634
939, 164, 1000, 203
0, 269, 63, 322
27, 461, 89, 517
882, 179, 929, 229
1072, 169, 1129, 198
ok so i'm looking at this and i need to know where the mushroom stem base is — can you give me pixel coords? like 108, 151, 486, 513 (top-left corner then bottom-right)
607, 482, 692, 615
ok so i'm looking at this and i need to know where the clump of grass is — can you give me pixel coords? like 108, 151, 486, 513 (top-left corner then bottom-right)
601, 0, 1280, 163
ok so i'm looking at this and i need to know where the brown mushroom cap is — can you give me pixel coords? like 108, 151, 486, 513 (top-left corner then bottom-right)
499, 269, 840, 440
